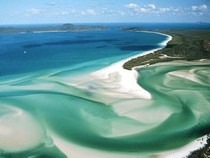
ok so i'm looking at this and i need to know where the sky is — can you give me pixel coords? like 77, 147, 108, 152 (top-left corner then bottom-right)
1, 0, 210, 24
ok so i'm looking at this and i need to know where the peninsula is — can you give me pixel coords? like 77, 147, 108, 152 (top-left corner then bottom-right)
123, 29, 210, 70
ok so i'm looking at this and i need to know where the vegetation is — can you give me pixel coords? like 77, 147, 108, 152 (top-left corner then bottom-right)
187, 135, 210, 158
123, 29, 210, 70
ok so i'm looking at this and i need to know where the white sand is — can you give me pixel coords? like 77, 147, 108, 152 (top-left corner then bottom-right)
91, 59, 151, 99
169, 69, 200, 83
89, 32, 172, 100
0, 105, 45, 152
51, 132, 208, 158
159, 135, 207, 158
50, 132, 148, 158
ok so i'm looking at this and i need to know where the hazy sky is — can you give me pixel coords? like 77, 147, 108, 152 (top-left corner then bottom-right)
1, 0, 210, 24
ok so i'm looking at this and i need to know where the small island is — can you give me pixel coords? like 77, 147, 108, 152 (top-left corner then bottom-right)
0, 23, 107, 34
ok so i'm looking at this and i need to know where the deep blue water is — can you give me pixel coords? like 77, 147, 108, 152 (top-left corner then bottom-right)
0, 29, 167, 76
1, 23, 209, 76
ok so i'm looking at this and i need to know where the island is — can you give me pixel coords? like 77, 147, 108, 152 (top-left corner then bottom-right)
0, 23, 107, 34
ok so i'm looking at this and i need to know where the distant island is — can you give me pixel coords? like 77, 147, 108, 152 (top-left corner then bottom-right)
123, 28, 210, 70
0, 23, 107, 34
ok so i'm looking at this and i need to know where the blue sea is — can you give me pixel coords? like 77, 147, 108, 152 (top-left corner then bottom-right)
0, 29, 167, 76
0, 23, 210, 158
1, 22, 210, 76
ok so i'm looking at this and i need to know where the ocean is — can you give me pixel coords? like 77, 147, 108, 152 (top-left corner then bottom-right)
0, 23, 210, 158
0, 29, 167, 76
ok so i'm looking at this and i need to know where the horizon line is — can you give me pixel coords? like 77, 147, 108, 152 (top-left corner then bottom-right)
0, 21, 210, 26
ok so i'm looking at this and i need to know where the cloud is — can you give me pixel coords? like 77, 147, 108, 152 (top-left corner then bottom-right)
86, 9, 96, 15
125, 3, 138, 9
100, 8, 116, 16
125, 3, 207, 16
53, 8, 96, 17
58, 11, 69, 15
148, 4, 156, 9
138, 8, 148, 13
27, 8, 42, 15
190, 4, 209, 16
192, 4, 208, 11
173, 8, 180, 12
125, 3, 156, 13
159, 7, 170, 13
73, 9, 97, 16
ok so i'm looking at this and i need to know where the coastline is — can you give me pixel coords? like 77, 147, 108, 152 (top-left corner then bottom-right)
31, 29, 209, 158
90, 31, 172, 100
90, 30, 209, 158
160, 135, 208, 158
51, 132, 208, 158
123, 29, 210, 70
1, 27, 210, 158
120, 30, 210, 158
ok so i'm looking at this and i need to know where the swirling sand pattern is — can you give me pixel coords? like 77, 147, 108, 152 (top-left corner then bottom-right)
0, 62, 210, 158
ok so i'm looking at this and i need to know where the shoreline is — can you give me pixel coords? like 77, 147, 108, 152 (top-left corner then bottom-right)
120, 30, 210, 158
50, 30, 210, 158
91, 30, 209, 158
160, 135, 208, 158
123, 29, 210, 70
1, 28, 209, 157
90, 31, 172, 100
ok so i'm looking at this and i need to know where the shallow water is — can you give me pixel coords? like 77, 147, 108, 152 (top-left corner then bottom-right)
0, 61, 210, 158
0, 29, 210, 158
137, 63, 210, 150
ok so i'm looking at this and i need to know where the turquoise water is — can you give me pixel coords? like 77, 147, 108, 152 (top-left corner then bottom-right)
0, 29, 210, 158
137, 64, 210, 149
